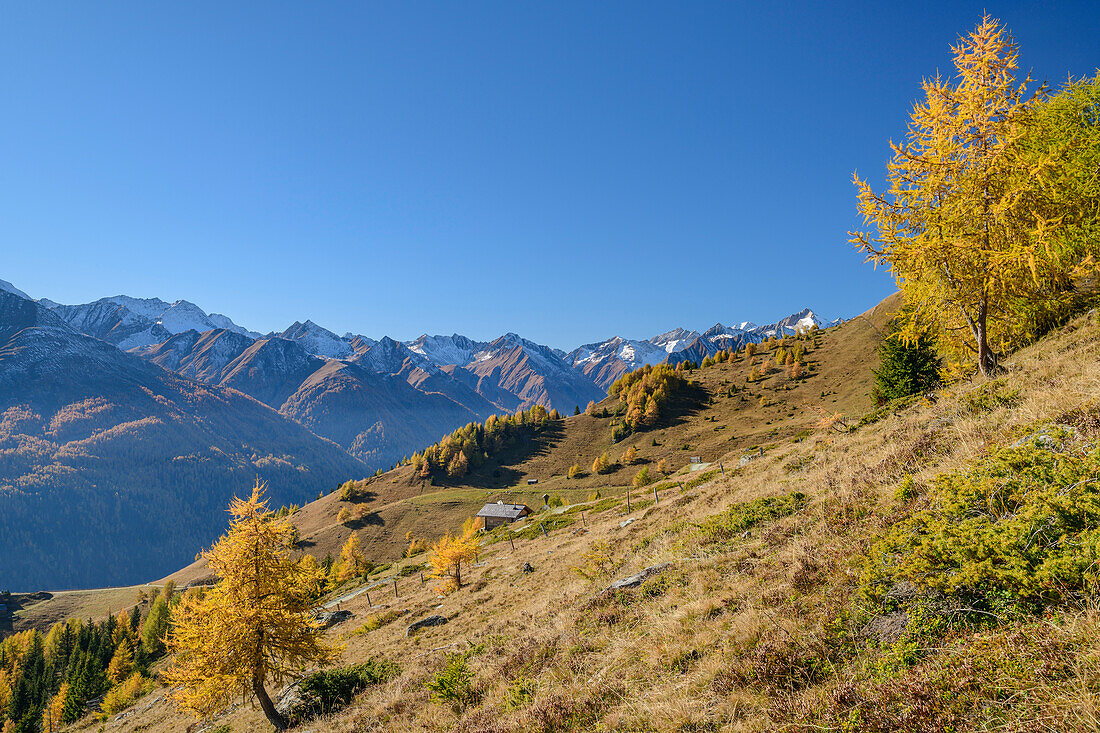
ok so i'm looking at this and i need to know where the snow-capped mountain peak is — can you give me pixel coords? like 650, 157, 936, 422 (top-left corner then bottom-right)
649, 327, 701, 354
406, 333, 486, 367
279, 320, 353, 359
355, 336, 437, 375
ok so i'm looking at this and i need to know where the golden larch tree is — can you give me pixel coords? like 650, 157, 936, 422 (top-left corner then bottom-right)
851, 16, 1096, 376
332, 531, 367, 582
41, 682, 67, 733
428, 521, 480, 592
107, 641, 134, 683
163, 482, 337, 731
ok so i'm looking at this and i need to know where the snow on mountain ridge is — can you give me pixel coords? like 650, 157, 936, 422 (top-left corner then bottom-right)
279, 320, 354, 359
406, 333, 487, 367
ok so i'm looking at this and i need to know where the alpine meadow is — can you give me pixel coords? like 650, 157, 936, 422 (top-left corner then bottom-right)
2, 7, 1100, 733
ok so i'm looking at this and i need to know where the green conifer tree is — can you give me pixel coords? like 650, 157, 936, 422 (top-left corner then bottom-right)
873, 323, 943, 405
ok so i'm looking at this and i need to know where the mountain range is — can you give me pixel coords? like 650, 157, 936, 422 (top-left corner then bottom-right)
0, 277, 838, 589
0, 289, 364, 590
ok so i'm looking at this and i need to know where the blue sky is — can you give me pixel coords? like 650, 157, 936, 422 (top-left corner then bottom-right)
1, 2, 1097, 349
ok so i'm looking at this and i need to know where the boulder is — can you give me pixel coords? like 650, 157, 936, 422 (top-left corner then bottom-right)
521, 562, 534, 574
314, 609, 352, 629
602, 563, 671, 594
406, 614, 448, 637
275, 680, 304, 720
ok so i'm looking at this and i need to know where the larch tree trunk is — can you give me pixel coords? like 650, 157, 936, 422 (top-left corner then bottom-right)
253, 676, 288, 732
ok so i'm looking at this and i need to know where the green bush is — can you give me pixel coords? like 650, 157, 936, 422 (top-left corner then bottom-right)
677, 491, 807, 552
961, 379, 1021, 414
292, 658, 400, 721
426, 654, 480, 709
863, 433, 1100, 610
503, 676, 535, 710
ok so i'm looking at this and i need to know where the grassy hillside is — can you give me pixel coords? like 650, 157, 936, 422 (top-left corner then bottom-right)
38, 296, 1100, 732
144, 294, 895, 591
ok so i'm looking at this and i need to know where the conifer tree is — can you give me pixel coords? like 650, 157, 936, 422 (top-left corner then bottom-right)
164, 484, 337, 731
873, 323, 942, 404
852, 16, 1098, 376
334, 532, 368, 581
107, 642, 133, 683
447, 450, 469, 479
428, 522, 479, 592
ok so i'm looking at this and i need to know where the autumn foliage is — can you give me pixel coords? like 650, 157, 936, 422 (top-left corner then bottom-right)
852, 16, 1100, 376
428, 519, 481, 593
608, 363, 686, 438
163, 483, 337, 731
412, 405, 557, 481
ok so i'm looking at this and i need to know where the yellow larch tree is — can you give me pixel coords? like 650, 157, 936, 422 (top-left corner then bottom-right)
107, 640, 134, 683
331, 531, 368, 583
41, 682, 67, 733
851, 16, 1097, 377
428, 520, 480, 592
163, 482, 338, 731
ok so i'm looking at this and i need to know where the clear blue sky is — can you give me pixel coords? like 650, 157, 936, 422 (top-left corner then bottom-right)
2, 2, 1097, 349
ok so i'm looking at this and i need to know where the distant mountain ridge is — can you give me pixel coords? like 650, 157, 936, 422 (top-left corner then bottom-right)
569, 308, 839, 388
10, 279, 842, 450
41, 294, 259, 351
